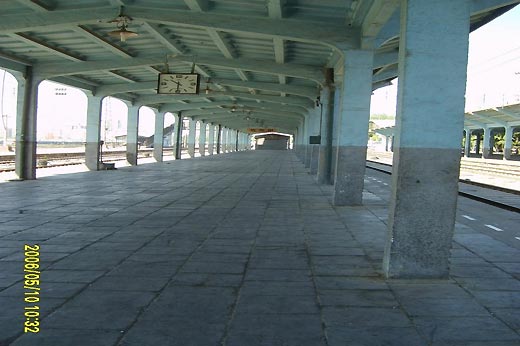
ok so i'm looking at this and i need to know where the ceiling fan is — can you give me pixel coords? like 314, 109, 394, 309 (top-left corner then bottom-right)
108, 6, 138, 42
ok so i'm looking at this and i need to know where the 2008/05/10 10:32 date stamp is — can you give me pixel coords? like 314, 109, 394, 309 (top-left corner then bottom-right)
23, 244, 41, 333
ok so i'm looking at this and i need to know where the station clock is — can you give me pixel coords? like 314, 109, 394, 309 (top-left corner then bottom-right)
157, 73, 200, 94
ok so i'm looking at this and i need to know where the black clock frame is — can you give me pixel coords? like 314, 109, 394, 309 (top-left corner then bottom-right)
157, 73, 201, 95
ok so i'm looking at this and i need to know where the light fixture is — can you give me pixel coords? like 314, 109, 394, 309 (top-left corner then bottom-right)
231, 106, 237, 112
108, 6, 138, 42
204, 78, 212, 94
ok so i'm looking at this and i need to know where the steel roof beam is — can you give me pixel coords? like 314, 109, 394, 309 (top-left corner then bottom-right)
0, 7, 360, 50
15, 0, 55, 11
191, 109, 302, 121
11, 32, 85, 62
471, 0, 520, 15
493, 107, 520, 120
137, 91, 312, 108
35, 53, 323, 82
75, 25, 135, 58
359, 0, 400, 48
470, 111, 508, 127
158, 101, 305, 114
142, 22, 185, 54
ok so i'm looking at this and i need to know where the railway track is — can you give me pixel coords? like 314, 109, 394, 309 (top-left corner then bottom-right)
366, 160, 520, 213
0, 149, 171, 172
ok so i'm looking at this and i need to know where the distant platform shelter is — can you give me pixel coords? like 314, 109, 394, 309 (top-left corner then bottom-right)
255, 134, 290, 150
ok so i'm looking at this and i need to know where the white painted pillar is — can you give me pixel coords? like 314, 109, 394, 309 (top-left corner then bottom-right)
332, 49, 374, 206
504, 126, 513, 160
464, 128, 471, 157
153, 110, 164, 162
126, 105, 140, 166
230, 129, 235, 152
482, 127, 491, 158
187, 118, 196, 158
199, 121, 206, 156
85, 94, 103, 170
224, 128, 229, 153
208, 124, 215, 155
385, 136, 391, 152
14, 69, 42, 180
383, 0, 471, 279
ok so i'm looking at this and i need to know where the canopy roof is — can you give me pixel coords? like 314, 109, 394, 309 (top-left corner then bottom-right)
0, 0, 517, 133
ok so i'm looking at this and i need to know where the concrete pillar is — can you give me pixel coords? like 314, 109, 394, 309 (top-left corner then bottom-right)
199, 121, 206, 156
14, 69, 42, 180
220, 127, 226, 153
208, 124, 215, 155
332, 49, 374, 206
463, 128, 471, 157
126, 105, 139, 166
174, 113, 182, 159
85, 95, 103, 170
330, 87, 341, 184
317, 78, 334, 185
227, 128, 232, 152
216, 124, 222, 154
309, 108, 321, 174
187, 118, 196, 158
504, 126, 513, 160
383, 0, 471, 279
482, 127, 491, 158
304, 114, 312, 167
231, 129, 236, 152
153, 111, 164, 162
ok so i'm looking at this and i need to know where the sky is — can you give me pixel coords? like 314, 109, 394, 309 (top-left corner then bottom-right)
1, 5, 519, 141
370, 5, 520, 115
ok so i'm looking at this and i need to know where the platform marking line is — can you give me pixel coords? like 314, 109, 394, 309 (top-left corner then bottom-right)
462, 215, 476, 221
485, 224, 504, 232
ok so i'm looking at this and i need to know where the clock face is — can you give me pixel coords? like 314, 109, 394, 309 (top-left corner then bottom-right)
157, 73, 200, 94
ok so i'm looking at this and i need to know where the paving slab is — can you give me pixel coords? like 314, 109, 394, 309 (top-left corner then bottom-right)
0, 150, 519, 345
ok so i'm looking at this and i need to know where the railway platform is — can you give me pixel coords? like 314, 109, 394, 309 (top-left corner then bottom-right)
0, 150, 519, 346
